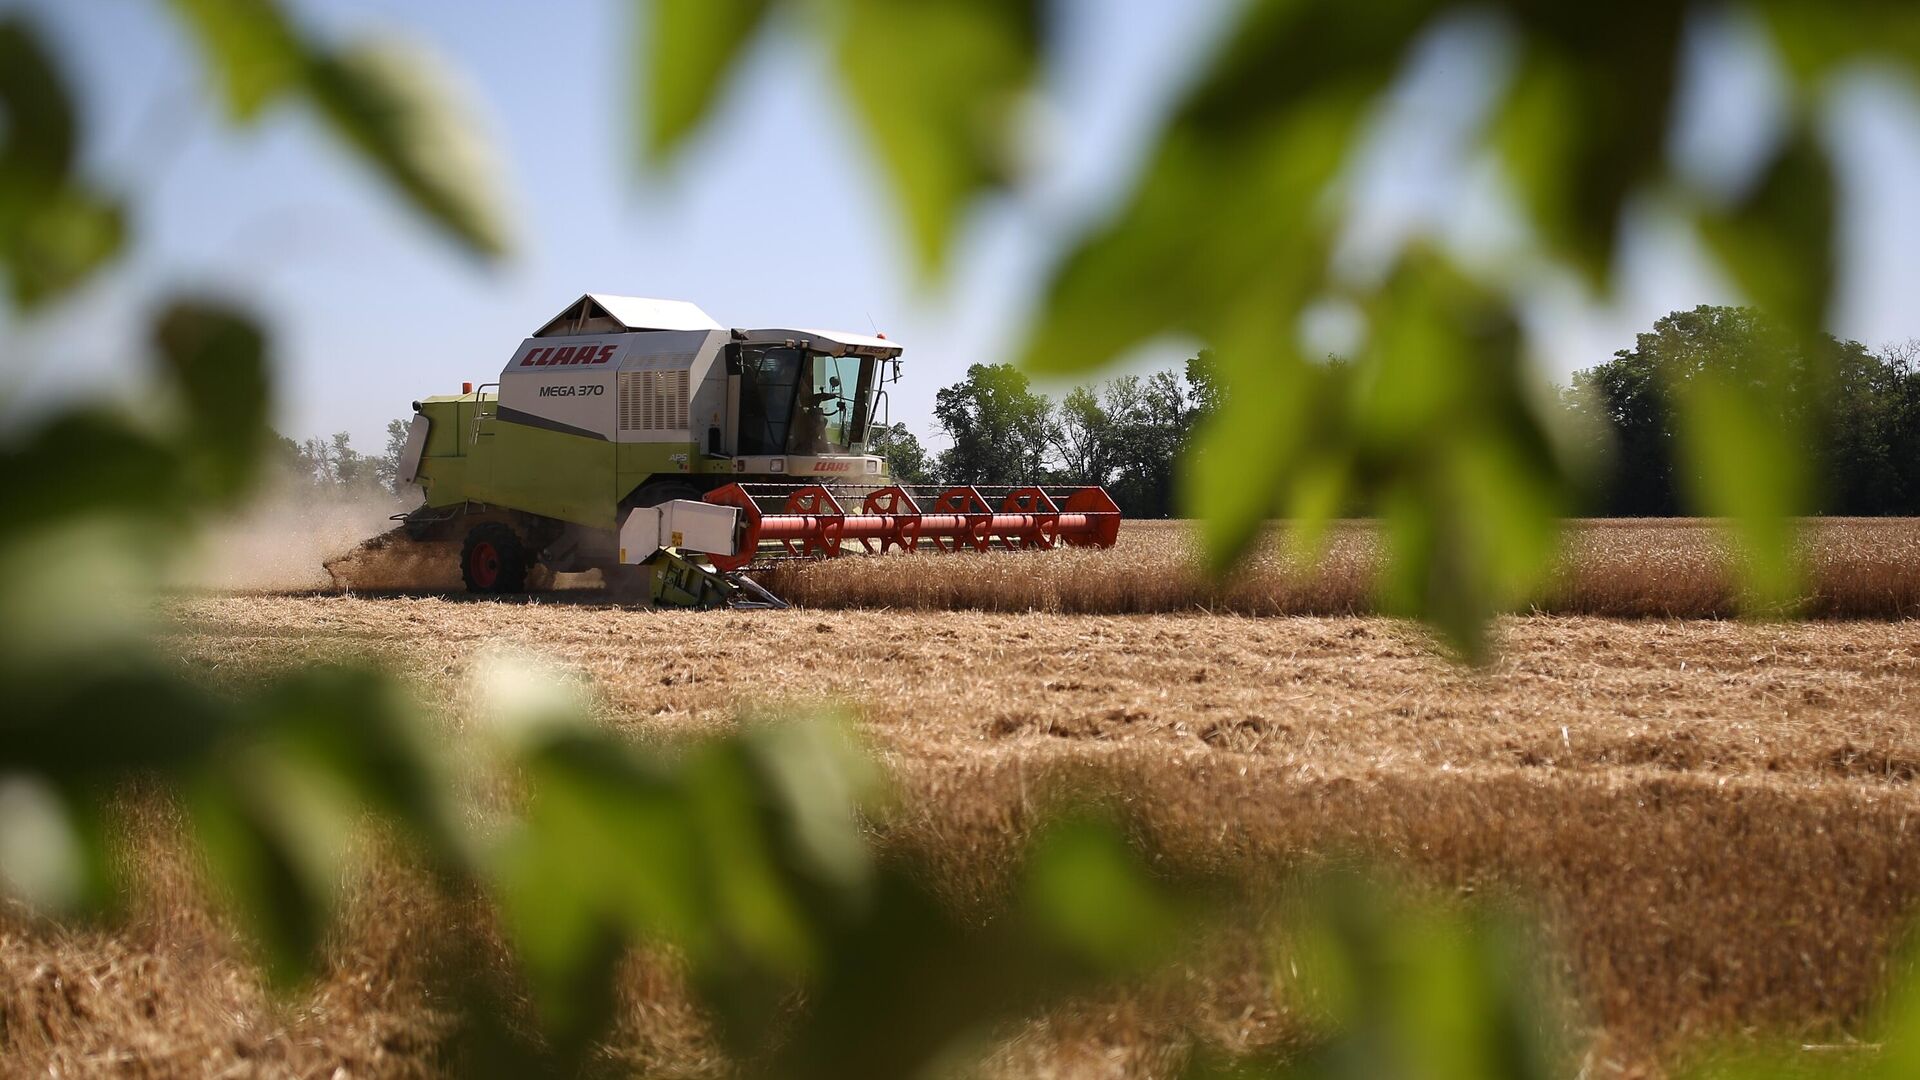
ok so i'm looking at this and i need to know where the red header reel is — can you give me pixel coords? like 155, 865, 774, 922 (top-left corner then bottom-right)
702, 482, 1120, 572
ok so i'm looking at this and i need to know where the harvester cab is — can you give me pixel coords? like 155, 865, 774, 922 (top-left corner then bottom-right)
394, 294, 1119, 607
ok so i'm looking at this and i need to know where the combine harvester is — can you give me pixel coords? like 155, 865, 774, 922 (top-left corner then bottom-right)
393, 295, 1120, 607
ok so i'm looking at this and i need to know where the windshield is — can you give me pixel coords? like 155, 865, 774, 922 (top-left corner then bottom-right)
736, 345, 874, 455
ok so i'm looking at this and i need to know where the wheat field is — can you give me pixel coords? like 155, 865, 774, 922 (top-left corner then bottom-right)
753, 518, 1920, 619
7, 520, 1920, 1077
6, 542, 1920, 1077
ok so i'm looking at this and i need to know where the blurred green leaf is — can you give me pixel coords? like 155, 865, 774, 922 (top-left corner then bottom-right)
1218, 872, 1564, 1080
0, 775, 84, 910
3, 184, 125, 307
187, 752, 353, 989
736, 716, 879, 901
1023, 0, 1427, 376
1753, 0, 1920, 85
178, 667, 454, 990
1, 665, 235, 778
153, 301, 274, 505
254, 666, 471, 878
1866, 938, 1920, 1079
164, 0, 306, 120
1356, 258, 1566, 660
1698, 126, 1836, 340
0, 18, 124, 308
1022, 815, 1183, 969
764, 866, 1069, 1080
493, 733, 702, 1037
641, 0, 774, 162
0, 18, 76, 190
0, 411, 185, 541
683, 741, 819, 973
1674, 368, 1808, 613
306, 40, 511, 257
1177, 329, 1328, 572
832, 0, 1042, 271
1492, 3, 1687, 285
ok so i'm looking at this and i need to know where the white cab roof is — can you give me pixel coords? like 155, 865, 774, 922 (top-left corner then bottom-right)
735, 326, 903, 357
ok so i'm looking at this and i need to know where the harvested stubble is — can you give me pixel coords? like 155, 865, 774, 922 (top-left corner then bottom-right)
758, 518, 1920, 619
0, 800, 451, 1079
6, 593, 1918, 1078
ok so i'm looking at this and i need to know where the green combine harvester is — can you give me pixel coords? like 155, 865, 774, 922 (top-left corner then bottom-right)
396, 294, 1120, 607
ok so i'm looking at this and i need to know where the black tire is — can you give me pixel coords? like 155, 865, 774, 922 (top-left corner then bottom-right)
461, 522, 530, 593
628, 480, 704, 508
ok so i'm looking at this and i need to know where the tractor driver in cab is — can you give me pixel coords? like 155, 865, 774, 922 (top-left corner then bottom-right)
794, 379, 842, 454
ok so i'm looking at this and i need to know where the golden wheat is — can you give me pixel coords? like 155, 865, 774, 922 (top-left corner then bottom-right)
755, 518, 1920, 619
8, 592, 1919, 1077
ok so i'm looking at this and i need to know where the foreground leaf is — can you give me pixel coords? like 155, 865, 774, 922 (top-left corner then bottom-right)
0, 18, 76, 189
307, 40, 512, 257
0, 19, 125, 307
164, 0, 306, 120
832, 0, 1042, 271
1023, 0, 1431, 377
641, 0, 774, 162
1493, 2, 1687, 286
1698, 126, 1836, 341
154, 301, 274, 505
1673, 370, 1809, 613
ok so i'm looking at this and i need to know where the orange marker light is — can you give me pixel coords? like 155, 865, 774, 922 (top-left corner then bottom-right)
463, 382, 474, 394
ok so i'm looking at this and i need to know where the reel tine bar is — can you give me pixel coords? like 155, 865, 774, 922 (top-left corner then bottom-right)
780, 484, 845, 559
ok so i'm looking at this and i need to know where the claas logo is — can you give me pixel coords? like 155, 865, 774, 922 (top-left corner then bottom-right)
521, 344, 617, 366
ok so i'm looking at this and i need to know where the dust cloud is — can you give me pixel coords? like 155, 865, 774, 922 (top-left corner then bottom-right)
321, 527, 465, 592
172, 488, 458, 593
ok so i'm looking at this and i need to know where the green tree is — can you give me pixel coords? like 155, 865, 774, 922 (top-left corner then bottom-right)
1566, 306, 1917, 518
1880, 341, 1920, 512
374, 417, 411, 495
933, 362, 1053, 485
1105, 370, 1194, 518
1185, 348, 1225, 421
1050, 384, 1118, 487
868, 421, 935, 484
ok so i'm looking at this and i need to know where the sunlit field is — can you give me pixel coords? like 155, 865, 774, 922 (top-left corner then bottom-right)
4, 520, 1917, 1076
760, 518, 1920, 619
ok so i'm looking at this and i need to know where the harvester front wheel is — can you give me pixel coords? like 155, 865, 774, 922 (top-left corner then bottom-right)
462, 523, 530, 593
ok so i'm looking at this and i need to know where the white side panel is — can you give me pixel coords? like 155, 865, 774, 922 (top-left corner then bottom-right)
397, 413, 431, 484
690, 356, 728, 455
617, 506, 661, 564
615, 329, 726, 444
662, 500, 739, 555
617, 501, 739, 563
498, 334, 624, 440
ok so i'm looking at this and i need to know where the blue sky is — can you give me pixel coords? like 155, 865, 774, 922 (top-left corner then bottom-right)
6, 0, 1920, 454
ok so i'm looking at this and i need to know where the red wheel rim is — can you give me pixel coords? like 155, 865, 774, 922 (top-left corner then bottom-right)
471, 540, 500, 588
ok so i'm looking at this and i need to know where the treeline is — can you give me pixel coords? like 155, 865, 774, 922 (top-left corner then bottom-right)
877, 305, 1920, 518
870, 354, 1222, 517
1563, 306, 1920, 516
272, 419, 411, 498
